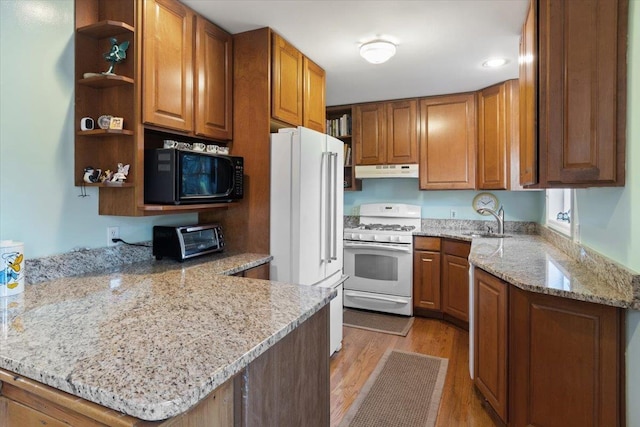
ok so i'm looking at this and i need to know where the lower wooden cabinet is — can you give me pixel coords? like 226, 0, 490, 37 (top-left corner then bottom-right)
413, 237, 470, 326
473, 268, 623, 426
474, 268, 508, 422
413, 237, 442, 311
441, 239, 470, 323
509, 286, 623, 427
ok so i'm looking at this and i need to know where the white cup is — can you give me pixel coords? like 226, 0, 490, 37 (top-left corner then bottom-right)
1, 241, 24, 297
217, 146, 229, 155
206, 144, 218, 153
193, 143, 206, 152
163, 140, 177, 148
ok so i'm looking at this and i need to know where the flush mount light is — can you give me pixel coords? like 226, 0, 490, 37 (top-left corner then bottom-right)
360, 40, 397, 64
482, 58, 508, 68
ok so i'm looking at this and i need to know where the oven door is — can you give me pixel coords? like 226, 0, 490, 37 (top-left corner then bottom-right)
343, 240, 412, 297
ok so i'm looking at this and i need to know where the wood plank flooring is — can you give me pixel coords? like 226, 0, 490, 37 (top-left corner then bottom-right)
330, 317, 497, 426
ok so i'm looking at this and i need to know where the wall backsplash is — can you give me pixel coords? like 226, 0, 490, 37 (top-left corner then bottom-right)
344, 179, 544, 222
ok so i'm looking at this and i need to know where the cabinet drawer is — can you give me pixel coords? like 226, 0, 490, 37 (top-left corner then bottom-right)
442, 239, 470, 257
414, 237, 441, 251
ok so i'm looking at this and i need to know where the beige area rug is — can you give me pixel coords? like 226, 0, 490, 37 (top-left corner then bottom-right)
339, 350, 449, 427
343, 308, 415, 336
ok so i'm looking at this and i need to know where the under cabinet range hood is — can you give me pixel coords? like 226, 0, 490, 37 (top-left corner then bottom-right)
355, 164, 419, 178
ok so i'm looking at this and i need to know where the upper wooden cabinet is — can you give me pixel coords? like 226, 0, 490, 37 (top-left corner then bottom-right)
142, 0, 194, 132
143, 0, 232, 140
354, 99, 418, 166
521, 0, 628, 187
419, 93, 477, 190
478, 80, 522, 190
194, 16, 233, 140
272, 33, 326, 132
303, 57, 326, 133
386, 100, 419, 164
354, 103, 385, 165
519, 0, 537, 186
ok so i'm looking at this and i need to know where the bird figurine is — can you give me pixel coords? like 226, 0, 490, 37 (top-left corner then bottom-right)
103, 37, 130, 75
83, 167, 102, 183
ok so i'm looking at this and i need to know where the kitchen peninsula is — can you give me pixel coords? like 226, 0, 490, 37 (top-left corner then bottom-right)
0, 253, 334, 426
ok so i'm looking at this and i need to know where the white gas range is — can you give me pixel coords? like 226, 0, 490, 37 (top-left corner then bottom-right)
343, 203, 421, 316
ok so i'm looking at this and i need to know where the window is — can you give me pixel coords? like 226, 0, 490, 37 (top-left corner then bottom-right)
546, 189, 574, 237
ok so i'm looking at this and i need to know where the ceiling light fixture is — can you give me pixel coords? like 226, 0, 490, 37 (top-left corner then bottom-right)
482, 58, 508, 68
360, 40, 397, 64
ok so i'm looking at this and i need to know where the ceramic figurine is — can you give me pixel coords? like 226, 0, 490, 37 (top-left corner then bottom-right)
103, 37, 130, 75
111, 163, 130, 182
83, 167, 101, 183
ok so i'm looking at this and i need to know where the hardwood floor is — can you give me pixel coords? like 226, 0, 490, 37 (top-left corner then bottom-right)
330, 317, 497, 426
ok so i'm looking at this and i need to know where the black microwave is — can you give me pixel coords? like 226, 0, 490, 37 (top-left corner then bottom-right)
144, 149, 243, 204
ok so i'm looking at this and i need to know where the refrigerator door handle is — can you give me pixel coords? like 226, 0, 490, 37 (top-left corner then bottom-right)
322, 151, 331, 263
330, 152, 338, 261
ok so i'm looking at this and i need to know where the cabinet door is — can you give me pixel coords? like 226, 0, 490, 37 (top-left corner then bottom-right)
354, 103, 386, 165
474, 268, 508, 423
478, 83, 507, 190
441, 240, 470, 322
0, 397, 68, 427
510, 287, 622, 427
538, 0, 626, 187
419, 93, 477, 189
143, 0, 193, 132
194, 16, 233, 140
272, 33, 303, 126
519, 0, 537, 187
413, 250, 441, 311
303, 57, 326, 133
386, 100, 418, 164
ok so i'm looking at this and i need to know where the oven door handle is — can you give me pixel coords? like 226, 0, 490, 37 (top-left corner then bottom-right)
343, 242, 412, 253
344, 290, 410, 304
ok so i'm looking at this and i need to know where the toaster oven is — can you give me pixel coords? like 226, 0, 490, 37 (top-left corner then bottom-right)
153, 224, 224, 261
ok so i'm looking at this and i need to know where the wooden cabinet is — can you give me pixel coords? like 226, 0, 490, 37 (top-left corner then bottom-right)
143, 0, 233, 139
474, 268, 508, 423
519, 0, 537, 187
303, 57, 326, 133
478, 80, 522, 190
354, 103, 386, 165
413, 237, 470, 326
142, 0, 194, 132
354, 100, 418, 166
413, 237, 442, 311
386, 100, 419, 164
75, 0, 234, 216
327, 106, 361, 191
194, 16, 233, 140
473, 268, 624, 425
419, 93, 477, 190
510, 286, 622, 427
441, 239, 470, 323
521, 0, 628, 188
272, 33, 326, 132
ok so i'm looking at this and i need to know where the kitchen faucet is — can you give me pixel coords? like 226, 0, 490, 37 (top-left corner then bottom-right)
477, 206, 504, 234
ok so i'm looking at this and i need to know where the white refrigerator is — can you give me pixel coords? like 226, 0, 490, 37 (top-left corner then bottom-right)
270, 126, 345, 356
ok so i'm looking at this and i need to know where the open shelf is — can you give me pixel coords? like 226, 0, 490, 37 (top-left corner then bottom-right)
77, 182, 135, 188
139, 203, 231, 214
77, 20, 134, 38
78, 74, 134, 88
77, 129, 134, 136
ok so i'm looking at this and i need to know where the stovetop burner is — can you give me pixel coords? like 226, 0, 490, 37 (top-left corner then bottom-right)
356, 223, 416, 232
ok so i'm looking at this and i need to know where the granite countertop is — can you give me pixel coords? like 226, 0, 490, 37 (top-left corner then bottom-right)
0, 252, 335, 421
414, 226, 638, 309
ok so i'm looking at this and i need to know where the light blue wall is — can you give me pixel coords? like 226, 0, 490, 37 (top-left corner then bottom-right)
345, 180, 544, 221
344, 178, 544, 222
0, 1, 196, 258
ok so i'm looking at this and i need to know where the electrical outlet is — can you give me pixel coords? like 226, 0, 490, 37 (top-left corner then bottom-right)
450, 209, 457, 219
107, 226, 119, 246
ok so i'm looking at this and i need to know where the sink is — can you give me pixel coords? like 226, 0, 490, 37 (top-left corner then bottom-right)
461, 232, 511, 238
